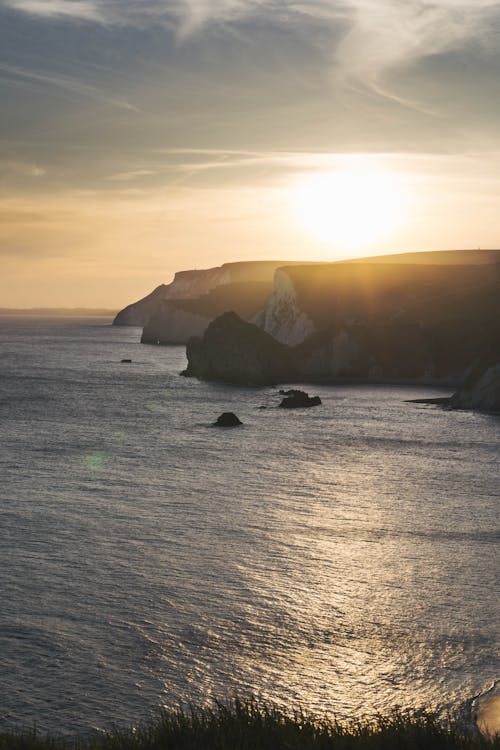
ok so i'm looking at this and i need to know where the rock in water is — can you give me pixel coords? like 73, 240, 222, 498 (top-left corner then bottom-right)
279, 390, 321, 408
214, 412, 243, 427
183, 312, 296, 385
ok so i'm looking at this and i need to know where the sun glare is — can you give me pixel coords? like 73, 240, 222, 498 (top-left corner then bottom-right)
291, 165, 408, 251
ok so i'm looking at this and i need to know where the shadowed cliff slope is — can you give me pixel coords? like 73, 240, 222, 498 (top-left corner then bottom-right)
450, 353, 500, 412
141, 281, 273, 344
113, 284, 168, 327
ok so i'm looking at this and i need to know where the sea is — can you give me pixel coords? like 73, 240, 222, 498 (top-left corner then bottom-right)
0, 315, 498, 738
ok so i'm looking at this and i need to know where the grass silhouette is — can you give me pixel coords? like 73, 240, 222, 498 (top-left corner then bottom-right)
1, 699, 498, 750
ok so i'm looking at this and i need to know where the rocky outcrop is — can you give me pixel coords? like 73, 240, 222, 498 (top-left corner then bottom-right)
141, 281, 273, 345
450, 356, 500, 412
113, 260, 299, 328
182, 312, 297, 385
213, 412, 242, 426
279, 390, 321, 408
182, 275, 500, 388
182, 313, 442, 386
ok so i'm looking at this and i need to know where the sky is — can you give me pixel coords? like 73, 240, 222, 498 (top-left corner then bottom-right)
1, 0, 500, 308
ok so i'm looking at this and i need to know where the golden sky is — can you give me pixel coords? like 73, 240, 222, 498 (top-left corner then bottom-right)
1, 1, 500, 307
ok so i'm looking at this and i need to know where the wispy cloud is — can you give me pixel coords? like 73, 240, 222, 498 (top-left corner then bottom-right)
3, 0, 499, 141
157, 148, 410, 185
107, 169, 156, 181
4, 1, 498, 91
3, 0, 103, 22
0, 159, 46, 177
332, 1, 498, 97
0, 63, 139, 110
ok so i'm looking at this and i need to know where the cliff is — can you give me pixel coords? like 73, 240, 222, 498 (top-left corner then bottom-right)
113, 260, 300, 327
115, 250, 500, 328
260, 258, 500, 347
184, 254, 500, 387
183, 313, 447, 385
450, 355, 500, 412
182, 312, 296, 385
113, 284, 168, 326
354, 248, 500, 266
141, 281, 272, 344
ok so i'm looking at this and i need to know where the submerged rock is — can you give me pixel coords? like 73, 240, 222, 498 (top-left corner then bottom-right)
279, 390, 321, 409
214, 412, 243, 427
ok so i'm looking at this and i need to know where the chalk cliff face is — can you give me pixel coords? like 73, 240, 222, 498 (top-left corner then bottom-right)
163, 266, 232, 300
450, 357, 500, 412
258, 268, 316, 345
113, 260, 299, 327
113, 269, 232, 326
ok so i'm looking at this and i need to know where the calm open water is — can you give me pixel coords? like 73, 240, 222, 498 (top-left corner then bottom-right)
0, 316, 498, 736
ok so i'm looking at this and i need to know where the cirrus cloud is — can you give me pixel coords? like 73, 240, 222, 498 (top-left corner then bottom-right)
3, 0, 498, 88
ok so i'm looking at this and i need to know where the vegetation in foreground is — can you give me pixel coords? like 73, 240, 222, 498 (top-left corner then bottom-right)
1, 699, 498, 750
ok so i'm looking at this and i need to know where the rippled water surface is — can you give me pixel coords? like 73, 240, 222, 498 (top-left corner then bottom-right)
0, 315, 498, 735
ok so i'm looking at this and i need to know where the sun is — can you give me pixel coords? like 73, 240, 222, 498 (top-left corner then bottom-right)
290, 166, 408, 251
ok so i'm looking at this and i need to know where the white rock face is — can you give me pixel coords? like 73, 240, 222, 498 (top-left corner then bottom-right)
453, 361, 500, 411
114, 261, 292, 327
163, 267, 232, 301
259, 269, 316, 345
113, 267, 236, 327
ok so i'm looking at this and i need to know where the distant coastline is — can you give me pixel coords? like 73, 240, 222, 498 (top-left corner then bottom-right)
0, 308, 118, 317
